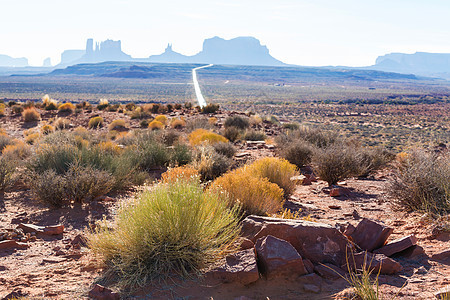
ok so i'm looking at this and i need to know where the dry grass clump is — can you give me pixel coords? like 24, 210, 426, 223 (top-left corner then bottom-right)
154, 115, 168, 125
108, 119, 127, 131
0, 134, 15, 152
193, 145, 232, 181
42, 94, 58, 110
11, 105, 24, 115
223, 126, 241, 142
224, 115, 250, 130
161, 165, 199, 183
97, 99, 109, 110
208, 117, 218, 126
41, 124, 55, 135
355, 147, 395, 177
212, 142, 236, 158
2, 141, 32, 161
170, 118, 186, 129
281, 140, 314, 168
243, 130, 266, 141
54, 117, 71, 130
87, 181, 240, 288
247, 157, 299, 198
88, 116, 104, 129
0, 103, 6, 116
211, 167, 284, 215
22, 108, 40, 122
189, 129, 228, 146
0, 157, 16, 197
388, 149, 449, 214
148, 120, 164, 130
58, 102, 75, 114
186, 117, 212, 132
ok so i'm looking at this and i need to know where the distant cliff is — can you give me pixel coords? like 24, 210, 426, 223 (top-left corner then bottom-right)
0, 54, 28, 67
149, 37, 285, 66
371, 52, 450, 79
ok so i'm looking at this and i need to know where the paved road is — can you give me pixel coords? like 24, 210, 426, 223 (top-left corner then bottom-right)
192, 64, 213, 108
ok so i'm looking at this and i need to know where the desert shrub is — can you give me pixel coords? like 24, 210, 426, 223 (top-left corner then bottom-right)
28, 170, 66, 207
87, 181, 240, 287
0, 103, 6, 116
211, 167, 284, 215
28, 143, 79, 175
247, 157, 299, 198
139, 119, 150, 128
11, 105, 24, 115
283, 122, 300, 130
154, 115, 168, 125
223, 126, 240, 142
224, 115, 249, 130
97, 141, 122, 155
193, 145, 232, 181
42, 95, 58, 110
0, 157, 16, 195
58, 102, 75, 114
249, 115, 263, 126
2, 141, 32, 161
266, 115, 280, 125
41, 124, 55, 135
281, 140, 314, 168
107, 104, 120, 112
54, 117, 70, 130
65, 163, 115, 203
188, 129, 228, 146
130, 107, 151, 120
25, 133, 40, 144
108, 119, 127, 131
170, 118, 186, 129
201, 103, 220, 114
388, 150, 450, 214
88, 116, 104, 129
355, 147, 395, 177
208, 117, 218, 126
161, 165, 199, 183
148, 120, 164, 130
293, 126, 338, 148
97, 99, 109, 110
243, 130, 266, 141
22, 108, 40, 122
312, 143, 360, 186
125, 103, 136, 111
186, 117, 211, 132
161, 130, 180, 146
0, 135, 14, 152
170, 144, 192, 166
213, 142, 236, 158
126, 133, 170, 171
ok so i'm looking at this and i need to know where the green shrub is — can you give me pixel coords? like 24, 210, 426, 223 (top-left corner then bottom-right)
87, 181, 240, 288
194, 146, 232, 181
213, 142, 236, 158
355, 147, 395, 177
0, 157, 16, 196
281, 140, 314, 168
247, 157, 299, 198
28, 143, 79, 175
224, 115, 249, 130
388, 150, 450, 214
312, 143, 360, 186
170, 144, 192, 166
29, 170, 67, 207
88, 116, 104, 129
243, 130, 266, 141
211, 167, 284, 215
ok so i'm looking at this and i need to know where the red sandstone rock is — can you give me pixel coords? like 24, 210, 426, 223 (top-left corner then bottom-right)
88, 284, 120, 300
345, 252, 402, 275
18, 223, 64, 235
431, 248, 450, 265
0, 240, 28, 250
314, 263, 345, 279
374, 235, 417, 257
349, 218, 393, 251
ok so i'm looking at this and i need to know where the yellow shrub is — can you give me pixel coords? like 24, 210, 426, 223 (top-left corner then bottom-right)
210, 167, 284, 215
272, 208, 301, 219
155, 115, 168, 125
208, 117, 218, 126
74, 135, 89, 149
41, 124, 55, 135
42, 95, 58, 110
250, 115, 263, 126
58, 102, 75, 113
247, 157, 299, 197
22, 108, 40, 122
161, 165, 200, 184
25, 132, 41, 144
2, 141, 31, 160
108, 119, 127, 131
188, 129, 228, 146
0, 128, 7, 136
148, 120, 164, 130
170, 118, 186, 129
96, 141, 122, 154
88, 116, 104, 129
0, 103, 5, 116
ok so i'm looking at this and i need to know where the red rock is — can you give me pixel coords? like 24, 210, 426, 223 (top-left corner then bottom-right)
349, 218, 393, 251
207, 248, 259, 285
397, 245, 425, 259
88, 284, 120, 300
0, 240, 28, 250
328, 205, 342, 210
314, 263, 345, 279
345, 252, 402, 275
343, 224, 356, 236
435, 285, 450, 299
2, 290, 26, 300
303, 259, 314, 274
431, 248, 450, 265
236, 237, 254, 251
242, 215, 351, 266
374, 235, 417, 257
290, 175, 306, 185
71, 234, 87, 248
18, 223, 64, 235
255, 235, 307, 279
298, 273, 322, 291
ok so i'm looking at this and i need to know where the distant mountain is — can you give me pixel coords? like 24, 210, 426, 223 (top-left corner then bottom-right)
0, 54, 28, 67
148, 36, 285, 66
371, 52, 450, 79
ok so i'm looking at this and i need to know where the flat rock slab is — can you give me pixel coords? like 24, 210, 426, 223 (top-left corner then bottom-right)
314, 263, 345, 279
88, 284, 120, 300
242, 215, 350, 266
0, 240, 28, 250
18, 223, 64, 235
207, 248, 259, 285
374, 235, 417, 257
255, 235, 307, 279
431, 248, 450, 265
349, 218, 393, 251
345, 252, 402, 275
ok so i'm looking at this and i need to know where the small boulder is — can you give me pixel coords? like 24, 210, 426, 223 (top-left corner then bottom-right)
430, 249, 450, 265
374, 235, 417, 257
349, 218, 393, 251
18, 223, 64, 236
314, 263, 345, 279
88, 284, 120, 300
345, 252, 402, 275
0, 240, 28, 250
302, 259, 314, 274
330, 187, 349, 197
396, 245, 426, 259
298, 273, 322, 293
255, 235, 307, 279
207, 248, 259, 285
71, 234, 87, 248
236, 237, 254, 251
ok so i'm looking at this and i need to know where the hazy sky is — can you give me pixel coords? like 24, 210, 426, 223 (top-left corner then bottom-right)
1, 0, 450, 66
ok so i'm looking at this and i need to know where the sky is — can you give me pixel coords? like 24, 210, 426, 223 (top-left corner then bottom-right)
1, 0, 450, 66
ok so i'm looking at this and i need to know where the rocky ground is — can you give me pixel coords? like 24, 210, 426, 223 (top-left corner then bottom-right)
0, 106, 449, 299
